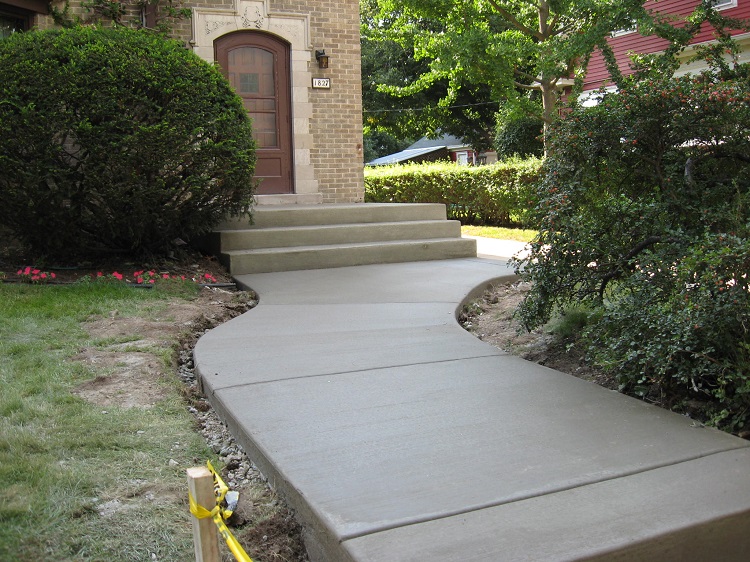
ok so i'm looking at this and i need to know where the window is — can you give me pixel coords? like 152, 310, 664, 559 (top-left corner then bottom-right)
710, 0, 737, 9
611, 18, 637, 37
0, 4, 30, 38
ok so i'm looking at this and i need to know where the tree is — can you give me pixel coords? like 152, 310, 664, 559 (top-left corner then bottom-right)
361, 0, 499, 153
368, 0, 651, 150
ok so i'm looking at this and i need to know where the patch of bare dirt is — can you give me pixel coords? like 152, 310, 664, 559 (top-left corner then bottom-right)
70, 288, 255, 409
459, 280, 618, 390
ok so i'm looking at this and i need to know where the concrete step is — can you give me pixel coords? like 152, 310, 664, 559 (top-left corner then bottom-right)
217, 203, 448, 229
217, 220, 462, 251
221, 237, 477, 274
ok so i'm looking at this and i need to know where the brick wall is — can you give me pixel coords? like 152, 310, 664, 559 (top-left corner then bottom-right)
272, 0, 365, 203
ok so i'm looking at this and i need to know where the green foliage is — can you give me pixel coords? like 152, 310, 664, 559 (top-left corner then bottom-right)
365, 159, 542, 226
365, 0, 651, 149
0, 27, 256, 259
514, 65, 750, 431
588, 235, 750, 429
548, 305, 599, 340
495, 116, 544, 160
360, 0, 498, 151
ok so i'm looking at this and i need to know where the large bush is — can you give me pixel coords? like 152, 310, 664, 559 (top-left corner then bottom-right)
0, 26, 256, 258
365, 159, 542, 227
514, 67, 750, 431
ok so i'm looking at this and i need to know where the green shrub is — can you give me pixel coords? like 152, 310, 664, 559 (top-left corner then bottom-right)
495, 116, 544, 160
0, 26, 256, 259
364, 158, 543, 227
514, 66, 750, 431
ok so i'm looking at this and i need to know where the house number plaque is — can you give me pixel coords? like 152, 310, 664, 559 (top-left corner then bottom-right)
312, 78, 331, 89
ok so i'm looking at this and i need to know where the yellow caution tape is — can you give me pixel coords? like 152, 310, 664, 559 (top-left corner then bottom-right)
188, 461, 254, 562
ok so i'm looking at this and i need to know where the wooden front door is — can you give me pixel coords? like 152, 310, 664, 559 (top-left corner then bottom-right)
215, 32, 294, 194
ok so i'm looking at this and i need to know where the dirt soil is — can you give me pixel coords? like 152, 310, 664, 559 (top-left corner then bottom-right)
459, 280, 618, 390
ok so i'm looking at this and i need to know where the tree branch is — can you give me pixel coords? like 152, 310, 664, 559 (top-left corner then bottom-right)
486, 0, 544, 41
598, 236, 668, 298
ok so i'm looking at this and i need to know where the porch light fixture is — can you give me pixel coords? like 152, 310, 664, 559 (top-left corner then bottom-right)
315, 49, 329, 69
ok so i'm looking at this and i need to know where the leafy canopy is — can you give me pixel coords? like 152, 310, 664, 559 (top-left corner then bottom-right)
364, 0, 650, 150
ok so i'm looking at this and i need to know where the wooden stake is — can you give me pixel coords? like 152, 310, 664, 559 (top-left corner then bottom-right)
187, 466, 220, 562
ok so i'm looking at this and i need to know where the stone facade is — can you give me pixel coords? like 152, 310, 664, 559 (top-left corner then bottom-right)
5, 0, 365, 204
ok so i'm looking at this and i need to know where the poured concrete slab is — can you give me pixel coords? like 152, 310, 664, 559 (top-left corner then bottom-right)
194, 255, 750, 561
344, 448, 750, 561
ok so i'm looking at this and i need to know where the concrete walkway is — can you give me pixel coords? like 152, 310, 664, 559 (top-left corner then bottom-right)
194, 241, 750, 561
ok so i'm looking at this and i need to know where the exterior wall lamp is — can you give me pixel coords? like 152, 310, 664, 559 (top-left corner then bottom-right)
315, 49, 329, 69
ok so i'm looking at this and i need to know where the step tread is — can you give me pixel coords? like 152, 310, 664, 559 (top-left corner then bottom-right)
219, 203, 448, 229
218, 219, 457, 233
223, 238, 473, 256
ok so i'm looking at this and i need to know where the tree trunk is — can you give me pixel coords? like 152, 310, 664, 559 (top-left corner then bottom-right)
540, 79, 557, 156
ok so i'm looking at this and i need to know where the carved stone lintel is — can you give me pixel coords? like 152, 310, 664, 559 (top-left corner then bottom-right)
205, 19, 234, 36
241, 7, 264, 29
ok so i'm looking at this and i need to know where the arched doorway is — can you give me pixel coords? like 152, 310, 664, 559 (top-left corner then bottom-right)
215, 32, 294, 195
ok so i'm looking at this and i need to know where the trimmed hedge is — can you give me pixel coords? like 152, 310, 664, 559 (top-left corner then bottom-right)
364, 158, 542, 227
0, 26, 256, 259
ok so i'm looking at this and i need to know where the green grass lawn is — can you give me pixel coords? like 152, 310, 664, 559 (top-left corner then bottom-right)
0, 282, 213, 560
461, 225, 537, 243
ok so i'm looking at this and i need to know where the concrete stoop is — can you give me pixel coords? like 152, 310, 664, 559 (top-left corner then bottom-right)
207, 203, 476, 274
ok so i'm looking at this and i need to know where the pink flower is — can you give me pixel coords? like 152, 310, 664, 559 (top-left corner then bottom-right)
97, 272, 103, 277
40, 273, 47, 279
163, 274, 170, 279
23, 266, 31, 275
32, 269, 40, 275
149, 279, 155, 284
113, 272, 123, 280
51, 272, 56, 279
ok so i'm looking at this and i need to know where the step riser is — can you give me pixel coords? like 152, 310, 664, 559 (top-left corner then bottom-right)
217, 203, 448, 230
219, 221, 462, 251
223, 239, 477, 275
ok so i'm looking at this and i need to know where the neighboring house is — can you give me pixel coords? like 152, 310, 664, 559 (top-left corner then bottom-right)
1, 0, 364, 205
583, 0, 750, 95
367, 135, 497, 167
